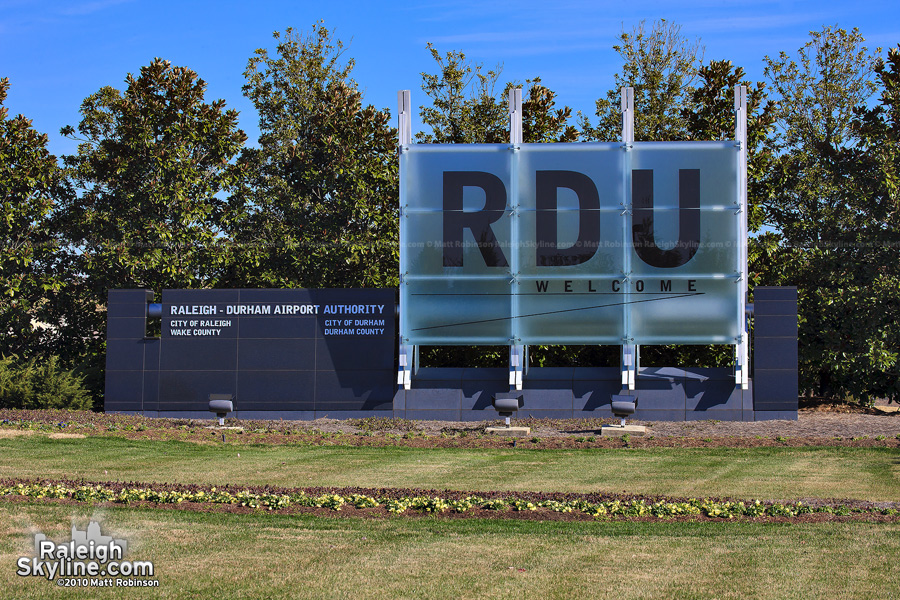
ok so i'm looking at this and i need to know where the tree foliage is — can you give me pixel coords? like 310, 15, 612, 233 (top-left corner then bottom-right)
0, 78, 65, 357
762, 27, 891, 401
232, 24, 398, 288
582, 19, 704, 142
418, 45, 578, 144
50, 58, 246, 390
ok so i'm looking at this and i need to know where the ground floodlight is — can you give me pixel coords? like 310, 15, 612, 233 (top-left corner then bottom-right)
208, 394, 234, 426
492, 393, 523, 428
610, 395, 636, 427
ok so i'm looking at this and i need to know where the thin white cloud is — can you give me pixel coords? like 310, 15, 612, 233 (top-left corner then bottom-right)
686, 13, 836, 33
60, 0, 133, 16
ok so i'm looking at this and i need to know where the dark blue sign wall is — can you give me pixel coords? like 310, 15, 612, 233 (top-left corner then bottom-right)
105, 288, 395, 418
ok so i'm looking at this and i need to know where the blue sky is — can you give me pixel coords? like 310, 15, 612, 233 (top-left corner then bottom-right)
1, 0, 898, 156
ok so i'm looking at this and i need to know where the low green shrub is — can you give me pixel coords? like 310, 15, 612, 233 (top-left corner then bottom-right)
0, 355, 92, 411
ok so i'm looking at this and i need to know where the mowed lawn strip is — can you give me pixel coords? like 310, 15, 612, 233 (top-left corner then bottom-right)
2, 434, 898, 502
2, 503, 899, 600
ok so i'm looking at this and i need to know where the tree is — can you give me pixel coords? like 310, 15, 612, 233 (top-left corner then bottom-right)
418, 45, 578, 144
51, 58, 246, 395
762, 27, 887, 401
828, 44, 900, 403
0, 77, 65, 357
232, 24, 398, 288
418, 44, 507, 144
521, 78, 579, 143
581, 19, 704, 142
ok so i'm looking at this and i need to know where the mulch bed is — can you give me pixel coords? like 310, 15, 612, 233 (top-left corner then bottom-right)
2, 405, 900, 449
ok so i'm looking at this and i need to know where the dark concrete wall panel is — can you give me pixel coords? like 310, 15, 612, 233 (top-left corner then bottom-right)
405, 389, 463, 410
686, 379, 743, 411
575, 380, 622, 411
754, 410, 799, 421
686, 409, 743, 422
158, 371, 236, 411
106, 340, 147, 371
315, 338, 394, 371
523, 368, 574, 382
460, 368, 509, 382
683, 367, 734, 381
634, 386, 686, 410
517, 409, 577, 420
461, 378, 509, 410
754, 338, 798, 370
238, 317, 317, 339
754, 301, 798, 317
753, 369, 799, 410
572, 367, 620, 381
639, 367, 686, 380
144, 339, 160, 371
108, 286, 798, 420
236, 371, 316, 410
631, 409, 687, 421
754, 315, 798, 338
160, 339, 238, 371
238, 339, 316, 371
414, 368, 465, 383
314, 370, 394, 410
406, 409, 462, 421
106, 303, 148, 318
754, 287, 798, 302
520, 390, 574, 410
104, 371, 143, 411
142, 372, 159, 413
753, 287, 798, 414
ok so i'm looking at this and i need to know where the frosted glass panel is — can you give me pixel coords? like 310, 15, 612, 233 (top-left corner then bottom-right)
402, 277, 511, 344
400, 142, 744, 346
517, 210, 624, 276
629, 277, 741, 344
516, 277, 624, 343
516, 144, 623, 210
401, 145, 513, 210
630, 209, 739, 277
403, 212, 512, 276
629, 142, 739, 208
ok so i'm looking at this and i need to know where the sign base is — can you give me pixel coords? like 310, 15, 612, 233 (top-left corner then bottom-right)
485, 426, 531, 437
600, 424, 647, 437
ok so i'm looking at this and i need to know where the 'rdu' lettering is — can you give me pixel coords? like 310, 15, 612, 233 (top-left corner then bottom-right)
442, 169, 701, 269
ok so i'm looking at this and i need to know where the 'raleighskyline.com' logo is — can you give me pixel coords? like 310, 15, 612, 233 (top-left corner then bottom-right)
17, 520, 158, 588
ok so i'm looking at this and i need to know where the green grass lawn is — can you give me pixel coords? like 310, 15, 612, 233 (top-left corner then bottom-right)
2, 503, 899, 600
3, 431, 900, 598
1, 433, 898, 501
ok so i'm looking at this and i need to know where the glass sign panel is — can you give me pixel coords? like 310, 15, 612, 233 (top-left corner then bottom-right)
399, 142, 743, 346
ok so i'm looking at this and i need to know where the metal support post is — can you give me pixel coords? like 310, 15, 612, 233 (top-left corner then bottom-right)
734, 85, 749, 390
621, 87, 637, 391
397, 90, 412, 390
397, 344, 412, 390
509, 87, 524, 391
398, 90, 412, 147
509, 344, 524, 391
